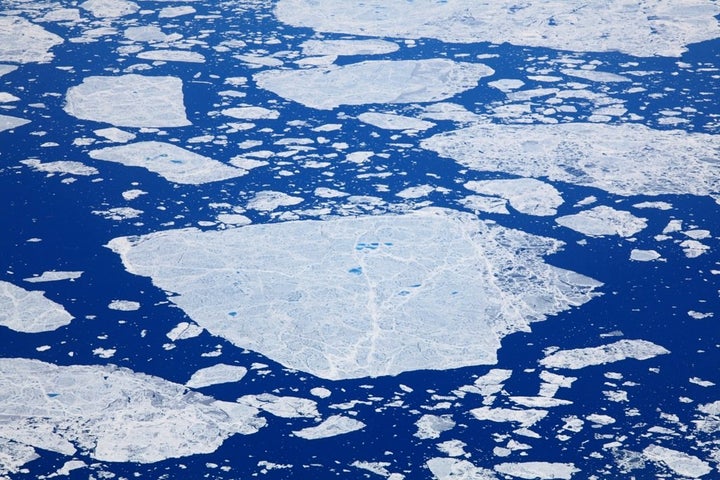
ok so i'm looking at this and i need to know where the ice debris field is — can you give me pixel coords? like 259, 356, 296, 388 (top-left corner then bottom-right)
0, 0, 719, 479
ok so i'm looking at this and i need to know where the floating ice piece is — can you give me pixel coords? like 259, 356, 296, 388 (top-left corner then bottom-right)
358, 112, 436, 131
21, 159, 98, 176
255, 59, 493, 110
426, 457, 496, 480
494, 462, 579, 479
276, 0, 720, 57
238, 393, 319, 419
465, 179, 563, 217
0, 16, 63, 63
124, 26, 179, 43
222, 106, 280, 120
293, 415, 364, 439
540, 339, 670, 370
470, 407, 548, 427
0, 114, 30, 133
0, 281, 73, 333
89, 141, 246, 184
81, 0, 139, 18
0, 438, 39, 476
94, 127, 136, 143
561, 69, 631, 83
396, 185, 435, 199
586, 413, 615, 425
166, 321, 204, 341
643, 445, 712, 478
186, 364, 248, 389
24, 271, 83, 283
107, 208, 601, 379
65, 75, 190, 128
509, 396, 572, 408
137, 50, 205, 63
0, 358, 265, 463
92, 207, 143, 221
301, 39, 399, 57
159, 5, 196, 18
423, 123, 720, 198
556, 206, 647, 237
460, 195, 510, 215
0, 65, 17, 77
246, 190, 303, 211
415, 414, 456, 439
0, 92, 19, 103
630, 249, 662, 262
108, 299, 140, 311
680, 239, 710, 258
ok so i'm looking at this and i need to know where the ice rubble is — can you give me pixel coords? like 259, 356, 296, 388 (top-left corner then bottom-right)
0, 281, 73, 333
540, 339, 670, 370
89, 141, 246, 184
65, 75, 190, 128
108, 208, 601, 380
254, 59, 493, 110
0, 358, 265, 463
0, 16, 63, 63
275, 0, 720, 57
422, 123, 720, 198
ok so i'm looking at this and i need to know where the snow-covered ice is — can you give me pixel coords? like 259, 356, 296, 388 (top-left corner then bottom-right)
0, 281, 73, 333
464, 178, 563, 217
0, 16, 63, 63
540, 339, 670, 370
186, 364, 248, 389
293, 415, 365, 439
555, 206, 647, 237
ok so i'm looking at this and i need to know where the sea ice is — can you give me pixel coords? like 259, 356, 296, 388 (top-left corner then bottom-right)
301, 39, 399, 57
555, 206, 647, 237
465, 179, 563, 217
238, 394, 319, 419
137, 50, 205, 63
81, 0, 139, 18
293, 415, 365, 439
630, 249, 662, 262
540, 339, 670, 370
494, 462, 580, 479
0, 114, 30, 133
469, 407, 548, 427
0, 358, 265, 463
107, 208, 601, 379
414, 414, 456, 439
89, 141, 246, 184
0, 438, 38, 476
358, 112, 436, 131
222, 106, 280, 120
186, 364, 248, 389
246, 190, 304, 211
24, 271, 83, 283
275, 0, 720, 57
21, 159, 98, 176
0, 16, 63, 63
255, 59, 493, 110
643, 445, 712, 478
0, 281, 73, 333
422, 123, 720, 198
159, 6, 196, 18
426, 457, 496, 480
65, 75, 190, 128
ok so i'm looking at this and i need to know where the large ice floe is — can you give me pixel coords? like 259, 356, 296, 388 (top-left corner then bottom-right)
275, 0, 720, 57
108, 208, 601, 380
422, 123, 720, 198
0, 16, 63, 63
0, 280, 73, 333
64, 75, 190, 127
254, 59, 493, 110
0, 358, 265, 463
88, 141, 246, 184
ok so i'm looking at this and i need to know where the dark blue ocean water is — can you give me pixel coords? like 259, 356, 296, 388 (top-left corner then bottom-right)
1, 2, 718, 479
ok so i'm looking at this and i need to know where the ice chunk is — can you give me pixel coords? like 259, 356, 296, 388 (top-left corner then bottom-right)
186, 364, 248, 389
414, 414, 455, 439
21, 159, 98, 176
159, 6, 196, 18
540, 339, 670, 370
238, 393, 319, 418
301, 39, 399, 57
0, 438, 39, 476
643, 445, 712, 478
561, 69, 631, 83
137, 50, 205, 63
293, 415, 364, 439
275, 0, 720, 57
630, 249, 661, 262
89, 141, 246, 184
0, 281, 73, 333
222, 106, 280, 120
426, 457, 496, 480
0, 16, 63, 63
166, 321, 203, 341
24, 271, 83, 283
107, 208, 601, 379
65, 75, 190, 128
358, 112, 436, 131
465, 178, 563, 217
423, 123, 720, 198
255, 59, 493, 110
94, 127, 136, 143
0, 114, 30, 133
494, 462, 579, 479
0, 358, 265, 463
470, 407, 548, 427
108, 299, 140, 311
246, 190, 303, 211
556, 206, 647, 237
81, 0, 139, 18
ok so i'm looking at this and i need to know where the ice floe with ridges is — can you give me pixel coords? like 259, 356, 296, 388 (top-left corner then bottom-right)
0, 358, 265, 463
422, 122, 720, 198
0, 281, 73, 333
254, 59, 493, 110
107, 208, 602, 380
0, 17, 63, 63
275, 0, 720, 57
65, 74, 190, 128
540, 339, 670, 370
